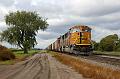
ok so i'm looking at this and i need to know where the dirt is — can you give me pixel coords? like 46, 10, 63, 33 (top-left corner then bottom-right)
0, 53, 87, 79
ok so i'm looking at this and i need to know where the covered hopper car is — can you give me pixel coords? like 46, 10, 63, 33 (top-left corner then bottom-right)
46, 25, 93, 55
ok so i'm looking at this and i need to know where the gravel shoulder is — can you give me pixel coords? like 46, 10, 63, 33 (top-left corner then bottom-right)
0, 53, 87, 79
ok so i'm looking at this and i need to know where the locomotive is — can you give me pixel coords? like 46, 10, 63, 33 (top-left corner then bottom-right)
46, 25, 93, 55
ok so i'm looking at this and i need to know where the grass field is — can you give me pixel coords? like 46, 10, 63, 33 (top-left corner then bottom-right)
0, 49, 41, 65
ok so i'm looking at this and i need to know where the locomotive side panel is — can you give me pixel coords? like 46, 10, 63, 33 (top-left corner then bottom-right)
69, 32, 80, 45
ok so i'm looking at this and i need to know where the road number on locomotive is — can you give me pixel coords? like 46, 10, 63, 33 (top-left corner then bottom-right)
47, 25, 93, 55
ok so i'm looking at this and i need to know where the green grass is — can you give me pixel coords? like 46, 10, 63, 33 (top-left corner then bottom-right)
0, 60, 14, 65
93, 51, 120, 56
13, 49, 41, 59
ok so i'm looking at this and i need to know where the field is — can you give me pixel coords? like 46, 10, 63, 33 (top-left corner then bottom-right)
0, 49, 41, 65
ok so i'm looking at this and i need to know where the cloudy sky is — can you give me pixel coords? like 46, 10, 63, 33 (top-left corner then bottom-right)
0, 0, 120, 49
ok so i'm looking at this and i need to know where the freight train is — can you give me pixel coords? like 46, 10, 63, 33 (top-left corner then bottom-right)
46, 25, 93, 55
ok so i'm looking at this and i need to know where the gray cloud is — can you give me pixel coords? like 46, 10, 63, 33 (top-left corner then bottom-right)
0, 0, 15, 7
37, 31, 59, 40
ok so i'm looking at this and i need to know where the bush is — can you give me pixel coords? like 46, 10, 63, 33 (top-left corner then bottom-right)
0, 45, 7, 50
115, 47, 120, 52
0, 45, 15, 61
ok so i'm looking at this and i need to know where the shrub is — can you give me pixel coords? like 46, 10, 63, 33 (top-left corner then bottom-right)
0, 45, 7, 50
115, 47, 120, 52
0, 45, 15, 61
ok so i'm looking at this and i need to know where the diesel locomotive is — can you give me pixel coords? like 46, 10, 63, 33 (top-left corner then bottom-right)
46, 25, 93, 55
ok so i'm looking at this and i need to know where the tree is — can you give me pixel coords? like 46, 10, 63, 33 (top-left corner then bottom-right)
0, 11, 48, 53
91, 40, 99, 51
99, 34, 118, 51
115, 39, 120, 51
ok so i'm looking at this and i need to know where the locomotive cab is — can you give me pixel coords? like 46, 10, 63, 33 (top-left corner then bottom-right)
69, 26, 92, 55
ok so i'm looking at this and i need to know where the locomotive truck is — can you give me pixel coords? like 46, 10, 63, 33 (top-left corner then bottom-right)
46, 25, 93, 55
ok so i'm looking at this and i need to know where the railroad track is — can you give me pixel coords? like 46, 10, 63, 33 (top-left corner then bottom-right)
60, 51, 120, 67
77, 54, 120, 67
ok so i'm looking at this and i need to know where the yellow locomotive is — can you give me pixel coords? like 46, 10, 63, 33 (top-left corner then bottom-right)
47, 25, 92, 55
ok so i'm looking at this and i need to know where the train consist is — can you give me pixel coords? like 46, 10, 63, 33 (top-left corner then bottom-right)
46, 25, 93, 55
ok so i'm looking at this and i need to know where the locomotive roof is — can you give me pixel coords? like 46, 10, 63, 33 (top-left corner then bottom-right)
69, 25, 91, 30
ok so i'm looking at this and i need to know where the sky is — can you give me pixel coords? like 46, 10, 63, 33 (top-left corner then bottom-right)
0, 0, 120, 49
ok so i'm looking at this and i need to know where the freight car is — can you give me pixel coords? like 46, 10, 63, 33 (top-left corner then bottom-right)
46, 25, 93, 55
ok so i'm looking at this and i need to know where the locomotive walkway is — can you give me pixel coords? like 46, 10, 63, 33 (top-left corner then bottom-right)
0, 53, 87, 79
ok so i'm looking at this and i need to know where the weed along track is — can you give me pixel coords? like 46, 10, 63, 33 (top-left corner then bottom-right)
54, 53, 120, 79
0, 53, 86, 79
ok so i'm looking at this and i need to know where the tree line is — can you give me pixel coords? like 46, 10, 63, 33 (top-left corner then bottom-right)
92, 34, 120, 52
